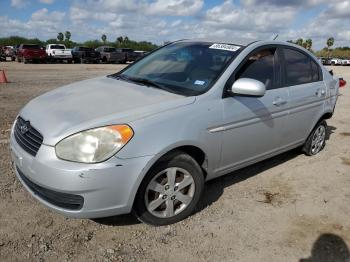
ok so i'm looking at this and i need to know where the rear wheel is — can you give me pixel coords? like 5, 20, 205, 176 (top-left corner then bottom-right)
133, 151, 204, 226
302, 120, 327, 156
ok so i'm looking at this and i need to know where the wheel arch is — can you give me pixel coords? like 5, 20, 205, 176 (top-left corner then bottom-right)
129, 143, 208, 210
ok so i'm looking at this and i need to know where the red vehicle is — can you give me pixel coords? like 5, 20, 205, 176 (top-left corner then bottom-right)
16, 44, 46, 63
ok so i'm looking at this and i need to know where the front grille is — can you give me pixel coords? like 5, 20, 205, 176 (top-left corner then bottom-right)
14, 117, 43, 156
16, 166, 84, 211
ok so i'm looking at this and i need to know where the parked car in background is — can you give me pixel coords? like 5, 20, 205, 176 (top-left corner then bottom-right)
319, 57, 332, 65
95, 46, 125, 63
16, 44, 46, 63
331, 58, 342, 65
11, 40, 339, 225
0, 46, 6, 61
71, 46, 100, 63
12, 44, 20, 60
116, 48, 138, 62
342, 59, 350, 66
46, 44, 72, 63
3, 46, 15, 61
133, 50, 147, 61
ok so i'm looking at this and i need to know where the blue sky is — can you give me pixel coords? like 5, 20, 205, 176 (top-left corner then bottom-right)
1, 0, 349, 50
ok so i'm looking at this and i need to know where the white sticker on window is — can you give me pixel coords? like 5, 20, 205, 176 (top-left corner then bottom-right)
209, 43, 240, 52
194, 80, 205, 85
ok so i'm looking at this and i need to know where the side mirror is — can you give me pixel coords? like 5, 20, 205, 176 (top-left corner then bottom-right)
229, 78, 266, 97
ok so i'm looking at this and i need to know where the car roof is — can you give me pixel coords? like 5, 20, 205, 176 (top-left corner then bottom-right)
178, 39, 305, 48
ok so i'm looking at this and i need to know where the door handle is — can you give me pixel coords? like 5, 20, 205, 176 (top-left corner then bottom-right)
315, 88, 326, 97
273, 97, 287, 106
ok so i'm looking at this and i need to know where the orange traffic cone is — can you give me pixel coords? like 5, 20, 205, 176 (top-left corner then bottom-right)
0, 70, 8, 83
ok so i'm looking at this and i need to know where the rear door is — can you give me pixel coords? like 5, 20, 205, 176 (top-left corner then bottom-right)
219, 46, 290, 173
281, 47, 326, 144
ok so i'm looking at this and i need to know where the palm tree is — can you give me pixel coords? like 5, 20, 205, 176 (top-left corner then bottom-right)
124, 36, 129, 43
305, 39, 312, 50
295, 38, 304, 47
64, 31, 71, 41
116, 36, 123, 44
326, 37, 334, 58
57, 32, 64, 42
101, 34, 107, 44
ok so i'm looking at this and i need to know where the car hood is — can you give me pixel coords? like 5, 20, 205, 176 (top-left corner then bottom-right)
20, 76, 195, 145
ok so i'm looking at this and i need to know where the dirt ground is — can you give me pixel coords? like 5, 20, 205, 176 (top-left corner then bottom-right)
0, 62, 349, 262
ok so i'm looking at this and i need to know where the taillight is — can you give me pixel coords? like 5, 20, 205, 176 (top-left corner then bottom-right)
339, 78, 346, 88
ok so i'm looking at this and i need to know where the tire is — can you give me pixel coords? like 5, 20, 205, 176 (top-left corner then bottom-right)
302, 120, 327, 156
133, 151, 204, 226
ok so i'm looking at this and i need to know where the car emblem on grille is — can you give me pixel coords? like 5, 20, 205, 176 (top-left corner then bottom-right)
19, 121, 30, 134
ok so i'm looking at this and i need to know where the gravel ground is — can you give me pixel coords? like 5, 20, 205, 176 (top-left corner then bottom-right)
0, 62, 349, 262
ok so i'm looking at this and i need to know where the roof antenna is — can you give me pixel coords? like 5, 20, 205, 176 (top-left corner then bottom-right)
273, 34, 279, 40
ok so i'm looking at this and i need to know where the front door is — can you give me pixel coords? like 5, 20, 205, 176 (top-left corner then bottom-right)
218, 47, 290, 174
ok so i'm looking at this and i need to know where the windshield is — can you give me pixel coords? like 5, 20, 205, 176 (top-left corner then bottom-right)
23, 44, 41, 49
115, 42, 241, 96
51, 45, 65, 49
104, 47, 116, 52
79, 47, 94, 51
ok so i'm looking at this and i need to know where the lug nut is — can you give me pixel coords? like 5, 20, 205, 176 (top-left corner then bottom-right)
165, 185, 170, 190
171, 196, 176, 200
174, 186, 178, 191
162, 195, 167, 199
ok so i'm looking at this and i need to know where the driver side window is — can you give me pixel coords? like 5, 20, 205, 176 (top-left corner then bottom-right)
236, 48, 278, 90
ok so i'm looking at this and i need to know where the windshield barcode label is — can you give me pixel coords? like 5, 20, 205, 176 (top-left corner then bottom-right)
209, 44, 240, 52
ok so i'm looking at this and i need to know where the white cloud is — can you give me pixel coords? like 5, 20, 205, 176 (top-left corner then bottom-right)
146, 0, 203, 16
2, 0, 350, 49
39, 0, 55, 4
11, 0, 28, 8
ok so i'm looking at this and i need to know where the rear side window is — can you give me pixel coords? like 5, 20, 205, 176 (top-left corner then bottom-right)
283, 48, 320, 86
236, 48, 278, 90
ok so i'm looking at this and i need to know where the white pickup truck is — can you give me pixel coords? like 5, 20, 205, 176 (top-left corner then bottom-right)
331, 58, 343, 65
46, 44, 72, 62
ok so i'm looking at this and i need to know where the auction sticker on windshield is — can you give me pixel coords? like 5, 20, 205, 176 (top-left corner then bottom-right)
209, 43, 240, 52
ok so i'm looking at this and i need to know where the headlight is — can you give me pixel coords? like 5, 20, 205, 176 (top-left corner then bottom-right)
55, 125, 133, 163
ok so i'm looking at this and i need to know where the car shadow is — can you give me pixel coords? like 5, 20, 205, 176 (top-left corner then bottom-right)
195, 147, 301, 213
93, 213, 140, 226
300, 233, 350, 262
326, 125, 336, 140
93, 125, 336, 226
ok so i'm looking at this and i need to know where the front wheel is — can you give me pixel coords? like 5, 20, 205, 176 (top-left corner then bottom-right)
302, 120, 327, 156
133, 151, 204, 226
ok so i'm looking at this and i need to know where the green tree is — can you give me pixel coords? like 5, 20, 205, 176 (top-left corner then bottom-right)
295, 38, 304, 47
124, 36, 129, 43
65, 31, 71, 41
326, 37, 334, 58
305, 39, 312, 50
57, 32, 64, 42
116, 36, 123, 44
101, 34, 107, 44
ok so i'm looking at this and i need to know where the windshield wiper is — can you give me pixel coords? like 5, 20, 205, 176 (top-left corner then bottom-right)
128, 77, 176, 93
110, 74, 180, 95
130, 77, 162, 88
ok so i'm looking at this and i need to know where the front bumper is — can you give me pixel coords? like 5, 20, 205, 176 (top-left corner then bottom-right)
53, 55, 72, 59
10, 129, 154, 218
